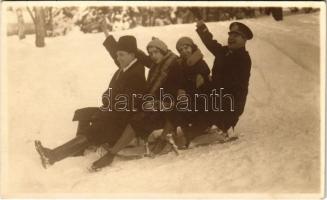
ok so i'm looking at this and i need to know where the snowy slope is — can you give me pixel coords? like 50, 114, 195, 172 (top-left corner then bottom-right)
2, 12, 322, 196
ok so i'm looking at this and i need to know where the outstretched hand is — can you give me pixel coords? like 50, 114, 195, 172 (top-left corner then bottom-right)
196, 20, 205, 28
100, 16, 110, 38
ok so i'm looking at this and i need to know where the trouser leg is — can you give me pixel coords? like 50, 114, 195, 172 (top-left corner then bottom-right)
90, 124, 136, 171
35, 135, 90, 168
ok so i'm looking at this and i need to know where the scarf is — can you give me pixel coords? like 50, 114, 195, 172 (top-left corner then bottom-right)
147, 50, 178, 95
178, 48, 203, 67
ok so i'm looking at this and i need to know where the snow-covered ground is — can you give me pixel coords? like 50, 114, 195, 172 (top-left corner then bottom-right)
1, 12, 323, 197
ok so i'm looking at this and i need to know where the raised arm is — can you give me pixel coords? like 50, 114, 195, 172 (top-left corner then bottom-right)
103, 35, 152, 69
136, 49, 153, 69
103, 35, 120, 67
196, 20, 224, 56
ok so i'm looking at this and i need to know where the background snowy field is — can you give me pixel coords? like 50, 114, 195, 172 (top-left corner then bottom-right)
1, 11, 323, 197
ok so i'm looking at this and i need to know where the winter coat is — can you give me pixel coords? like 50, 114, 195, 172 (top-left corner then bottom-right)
174, 48, 211, 129
74, 36, 147, 121
196, 23, 251, 129
177, 48, 210, 97
101, 35, 147, 112
99, 59, 147, 114
137, 49, 184, 101
72, 37, 147, 145
129, 49, 185, 138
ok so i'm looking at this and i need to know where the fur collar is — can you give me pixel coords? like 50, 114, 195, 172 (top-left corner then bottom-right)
178, 49, 203, 66
148, 50, 178, 94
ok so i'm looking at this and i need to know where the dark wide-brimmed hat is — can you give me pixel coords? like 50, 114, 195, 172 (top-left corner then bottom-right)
229, 22, 253, 40
117, 35, 137, 53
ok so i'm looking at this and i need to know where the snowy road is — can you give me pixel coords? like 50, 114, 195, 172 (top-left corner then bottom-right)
1, 12, 323, 196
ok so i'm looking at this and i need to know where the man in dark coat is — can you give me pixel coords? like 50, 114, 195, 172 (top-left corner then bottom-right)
196, 21, 253, 139
34, 35, 147, 170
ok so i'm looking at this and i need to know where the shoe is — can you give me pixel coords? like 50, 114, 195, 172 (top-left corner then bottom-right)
216, 127, 239, 143
34, 140, 55, 169
35, 135, 90, 169
150, 138, 168, 155
216, 132, 230, 143
90, 152, 115, 171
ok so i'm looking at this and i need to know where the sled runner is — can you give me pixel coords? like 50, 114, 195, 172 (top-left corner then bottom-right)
98, 130, 239, 162
192, 136, 239, 148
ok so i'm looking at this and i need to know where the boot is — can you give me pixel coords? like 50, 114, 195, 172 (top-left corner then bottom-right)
90, 151, 115, 171
35, 135, 90, 169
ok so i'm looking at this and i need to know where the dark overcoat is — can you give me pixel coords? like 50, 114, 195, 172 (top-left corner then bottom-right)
72, 37, 147, 145
196, 23, 251, 131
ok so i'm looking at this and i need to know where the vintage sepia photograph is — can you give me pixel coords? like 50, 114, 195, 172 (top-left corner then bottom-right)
0, 1, 325, 198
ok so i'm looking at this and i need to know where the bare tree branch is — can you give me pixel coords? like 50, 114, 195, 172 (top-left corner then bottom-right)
26, 6, 36, 24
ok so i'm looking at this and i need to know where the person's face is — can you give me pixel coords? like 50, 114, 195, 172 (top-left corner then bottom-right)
178, 44, 193, 59
116, 50, 135, 68
148, 47, 165, 64
228, 32, 246, 50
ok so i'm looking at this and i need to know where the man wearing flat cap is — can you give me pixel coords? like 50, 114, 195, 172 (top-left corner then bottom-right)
34, 35, 147, 171
196, 20, 253, 140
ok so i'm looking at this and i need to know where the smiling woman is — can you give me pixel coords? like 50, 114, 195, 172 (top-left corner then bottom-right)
146, 37, 169, 64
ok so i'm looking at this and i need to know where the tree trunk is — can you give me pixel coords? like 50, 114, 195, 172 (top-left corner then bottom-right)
34, 7, 46, 47
47, 7, 54, 36
16, 8, 25, 40
202, 8, 208, 21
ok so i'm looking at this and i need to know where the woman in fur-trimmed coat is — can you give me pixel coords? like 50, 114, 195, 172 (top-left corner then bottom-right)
131, 37, 185, 140
175, 36, 212, 146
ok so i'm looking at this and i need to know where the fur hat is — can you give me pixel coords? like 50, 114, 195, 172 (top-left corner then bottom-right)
117, 35, 137, 53
146, 37, 168, 53
176, 37, 196, 52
